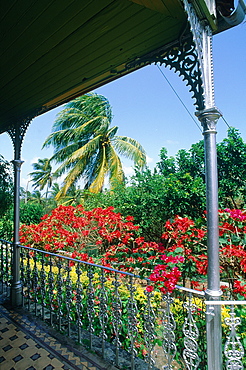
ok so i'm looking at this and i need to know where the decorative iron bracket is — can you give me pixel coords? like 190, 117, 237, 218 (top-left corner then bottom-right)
7, 118, 32, 160
126, 0, 216, 112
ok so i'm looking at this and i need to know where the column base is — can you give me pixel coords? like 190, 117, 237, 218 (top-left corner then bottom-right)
11, 281, 22, 307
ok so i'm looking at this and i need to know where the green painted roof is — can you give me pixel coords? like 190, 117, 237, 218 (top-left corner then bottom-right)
0, 0, 229, 133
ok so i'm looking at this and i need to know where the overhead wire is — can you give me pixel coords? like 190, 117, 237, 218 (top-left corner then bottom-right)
221, 115, 231, 129
156, 64, 202, 132
156, 64, 231, 132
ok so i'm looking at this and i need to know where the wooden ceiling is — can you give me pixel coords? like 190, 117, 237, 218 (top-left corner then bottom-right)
0, 0, 226, 133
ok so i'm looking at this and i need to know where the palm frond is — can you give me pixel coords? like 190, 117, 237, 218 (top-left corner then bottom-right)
43, 93, 146, 196
43, 116, 107, 150
29, 158, 53, 191
113, 136, 147, 168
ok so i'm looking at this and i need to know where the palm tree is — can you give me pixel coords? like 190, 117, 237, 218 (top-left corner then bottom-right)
28, 190, 44, 205
29, 158, 53, 198
49, 182, 60, 199
49, 183, 83, 206
43, 93, 146, 198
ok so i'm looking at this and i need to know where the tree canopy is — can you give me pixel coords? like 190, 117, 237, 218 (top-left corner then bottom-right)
0, 155, 13, 217
29, 158, 53, 198
43, 93, 146, 198
156, 127, 246, 208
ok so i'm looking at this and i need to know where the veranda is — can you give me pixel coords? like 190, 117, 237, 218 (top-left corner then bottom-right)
0, 1, 246, 369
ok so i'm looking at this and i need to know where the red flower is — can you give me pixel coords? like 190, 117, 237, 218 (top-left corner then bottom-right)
146, 285, 154, 293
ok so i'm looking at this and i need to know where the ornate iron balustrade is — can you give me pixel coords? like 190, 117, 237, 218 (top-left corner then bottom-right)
0, 239, 13, 298
0, 239, 245, 369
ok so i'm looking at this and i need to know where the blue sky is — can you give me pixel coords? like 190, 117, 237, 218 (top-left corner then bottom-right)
0, 22, 245, 191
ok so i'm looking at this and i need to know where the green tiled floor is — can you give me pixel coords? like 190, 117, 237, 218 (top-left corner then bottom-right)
0, 304, 115, 370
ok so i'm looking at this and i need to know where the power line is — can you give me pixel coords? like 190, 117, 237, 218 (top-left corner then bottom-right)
156, 64, 202, 132
221, 115, 231, 129
157, 64, 233, 133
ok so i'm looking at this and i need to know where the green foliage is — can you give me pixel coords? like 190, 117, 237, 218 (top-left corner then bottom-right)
156, 128, 246, 209
83, 168, 206, 242
81, 127, 246, 242
156, 141, 205, 180
29, 158, 53, 197
0, 212, 13, 240
217, 127, 246, 208
0, 155, 13, 218
43, 93, 146, 197
20, 202, 44, 225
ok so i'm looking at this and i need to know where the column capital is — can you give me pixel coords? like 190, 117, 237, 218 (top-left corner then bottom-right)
195, 107, 222, 134
11, 159, 24, 166
11, 159, 24, 169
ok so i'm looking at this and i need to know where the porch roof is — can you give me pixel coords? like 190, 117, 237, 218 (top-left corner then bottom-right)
0, 0, 239, 133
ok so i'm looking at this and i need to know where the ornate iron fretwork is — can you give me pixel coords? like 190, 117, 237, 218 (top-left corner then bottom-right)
40, 254, 47, 321
25, 250, 31, 312
143, 290, 156, 370
7, 107, 45, 159
112, 272, 123, 367
182, 294, 200, 370
48, 256, 55, 326
127, 276, 138, 370
126, 37, 204, 110
87, 265, 95, 350
56, 259, 64, 332
65, 261, 72, 337
32, 250, 39, 316
75, 262, 83, 344
98, 268, 108, 359
126, 0, 215, 112
182, 0, 215, 110
7, 118, 32, 160
224, 305, 245, 370
1, 241, 12, 294
162, 293, 177, 370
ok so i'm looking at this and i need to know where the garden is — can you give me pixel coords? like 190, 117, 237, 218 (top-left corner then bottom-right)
17, 204, 246, 368
1, 95, 246, 368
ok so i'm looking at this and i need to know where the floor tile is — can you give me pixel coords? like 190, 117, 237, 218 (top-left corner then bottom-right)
0, 303, 112, 370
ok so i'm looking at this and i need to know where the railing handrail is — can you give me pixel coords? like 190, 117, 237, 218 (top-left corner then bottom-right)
205, 300, 246, 305
0, 238, 13, 244
0, 238, 215, 297
20, 244, 142, 277
19, 243, 208, 296
175, 284, 205, 296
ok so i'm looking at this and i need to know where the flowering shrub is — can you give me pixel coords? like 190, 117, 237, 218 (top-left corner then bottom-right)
20, 205, 246, 297
19, 206, 246, 365
20, 205, 139, 257
160, 209, 246, 298
20, 205, 184, 294
101, 238, 184, 293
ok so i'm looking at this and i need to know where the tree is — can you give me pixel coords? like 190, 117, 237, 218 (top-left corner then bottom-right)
217, 127, 246, 208
156, 141, 205, 180
43, 93, 146, 198
0, 155, 13, 239
29, 158, 53, 198
0, 155, 13, 218
83, 168, 206, 242
156, 128, 246, 208
57, 185, 84, 206
20, 202, 44, 225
